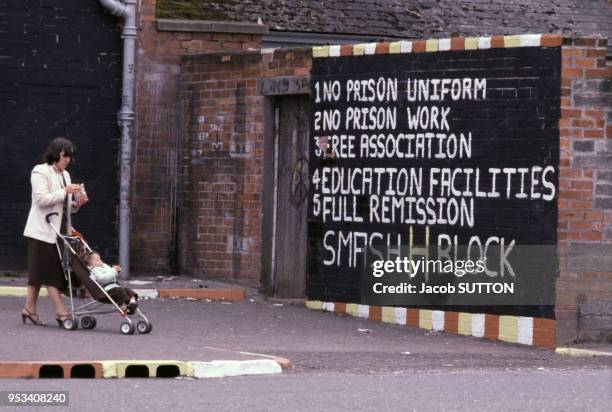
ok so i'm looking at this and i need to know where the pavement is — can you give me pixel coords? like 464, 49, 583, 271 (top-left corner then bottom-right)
0, 274, 258, 302
0, 274, 280, 380
1, 294, 610, 374
0, 273, 254, 290
0, 274, 611, 410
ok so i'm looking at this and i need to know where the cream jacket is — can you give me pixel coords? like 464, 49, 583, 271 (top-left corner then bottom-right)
23, 163, 74, 244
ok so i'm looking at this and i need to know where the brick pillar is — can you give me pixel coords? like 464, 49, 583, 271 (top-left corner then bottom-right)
557, 37, 612, 344
131, 0, 263, 274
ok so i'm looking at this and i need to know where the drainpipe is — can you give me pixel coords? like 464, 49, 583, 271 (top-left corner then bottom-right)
99, 0, 137, 279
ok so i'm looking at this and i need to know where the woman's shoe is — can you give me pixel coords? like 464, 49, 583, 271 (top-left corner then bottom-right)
21, 308, 46, 326
55, 313, 70, 327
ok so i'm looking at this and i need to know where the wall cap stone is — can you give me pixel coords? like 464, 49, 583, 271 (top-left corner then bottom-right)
311, 34, 612, 58
157, 18, 269, 35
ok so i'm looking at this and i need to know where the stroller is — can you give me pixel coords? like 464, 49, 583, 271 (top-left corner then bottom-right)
45, 212, 152, 335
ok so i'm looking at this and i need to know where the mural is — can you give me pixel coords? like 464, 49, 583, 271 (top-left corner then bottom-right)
308, 47, 561, 316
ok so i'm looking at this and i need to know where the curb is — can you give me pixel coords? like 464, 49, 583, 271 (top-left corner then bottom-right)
555, 347, 612, 358
0, 286, 48, 297
306, 300, 556, 349
0, 286, 244, 302
0, 361, 104, 379
203, 346, 292, 370
102, 360, 193, 378
193, 360, 282, 378
158, 288, 245, 301
0, 358, 285, 379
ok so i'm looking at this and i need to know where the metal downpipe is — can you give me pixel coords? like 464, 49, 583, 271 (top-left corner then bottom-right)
99, 0, 137, 279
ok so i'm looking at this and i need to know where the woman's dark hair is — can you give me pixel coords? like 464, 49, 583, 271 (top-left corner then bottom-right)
44, 137, 77, 165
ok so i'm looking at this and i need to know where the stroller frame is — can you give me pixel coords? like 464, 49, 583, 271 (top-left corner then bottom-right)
46, 212, 152, 335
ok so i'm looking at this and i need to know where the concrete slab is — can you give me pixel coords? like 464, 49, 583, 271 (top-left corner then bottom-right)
193, 360, 282, 378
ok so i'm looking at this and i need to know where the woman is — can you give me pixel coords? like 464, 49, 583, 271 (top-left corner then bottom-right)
22, 137, 88, 326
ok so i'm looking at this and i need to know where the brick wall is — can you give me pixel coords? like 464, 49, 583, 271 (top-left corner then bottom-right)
130, 0, 262, 274
176, 37, 611, 344
179, 49, 311, 285
556, 37, 612, 343
136, 22, 611, 342
0, 0, 122, 269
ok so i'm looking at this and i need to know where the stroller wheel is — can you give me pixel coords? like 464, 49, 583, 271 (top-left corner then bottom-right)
80, 316, 97, 330
136, 321, 152, 334
62, 317, 77, 331
120, 321, 135, 335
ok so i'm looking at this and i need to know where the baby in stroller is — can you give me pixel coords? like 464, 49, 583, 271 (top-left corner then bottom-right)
85, 251, 138, 314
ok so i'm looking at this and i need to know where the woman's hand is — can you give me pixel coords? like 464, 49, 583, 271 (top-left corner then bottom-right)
113, 265, 122, 273
74, 194, 89, 208
64, 184, 82, 195
68, 183, 89, 208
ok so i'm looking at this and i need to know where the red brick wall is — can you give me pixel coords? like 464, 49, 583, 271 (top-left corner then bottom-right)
133, 13, 611, 341
131, 0, 261, 274
556, 37, 612, 343
176, 37, 612, 341
179, 49, 311, 286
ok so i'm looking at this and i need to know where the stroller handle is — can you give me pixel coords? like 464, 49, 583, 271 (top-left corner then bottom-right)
46, 212, 59, 223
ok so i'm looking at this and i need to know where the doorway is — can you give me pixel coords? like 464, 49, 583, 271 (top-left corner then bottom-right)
263, 95, 310, 298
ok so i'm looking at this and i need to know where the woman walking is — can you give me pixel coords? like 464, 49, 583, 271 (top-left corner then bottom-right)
22, 137, 88, 326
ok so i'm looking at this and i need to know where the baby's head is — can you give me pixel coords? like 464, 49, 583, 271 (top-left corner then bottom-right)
86, 251, 103, 267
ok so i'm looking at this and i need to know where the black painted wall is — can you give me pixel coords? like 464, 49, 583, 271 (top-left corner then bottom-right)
308, 47, 561, 316
0, 0, 122, 269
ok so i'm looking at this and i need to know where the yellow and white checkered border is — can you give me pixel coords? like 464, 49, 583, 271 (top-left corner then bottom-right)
313, 33, 563, 58
306, 300, 556, 349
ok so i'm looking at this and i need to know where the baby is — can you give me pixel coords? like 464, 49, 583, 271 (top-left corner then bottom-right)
85, 251, 138, 314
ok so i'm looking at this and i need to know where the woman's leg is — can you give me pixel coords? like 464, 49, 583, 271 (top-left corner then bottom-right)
46, 286, 68, 316
24, 284, 40, 313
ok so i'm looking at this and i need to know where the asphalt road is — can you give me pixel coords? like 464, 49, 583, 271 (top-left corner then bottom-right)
0, 296, 610, 411
1, 370, 610, 411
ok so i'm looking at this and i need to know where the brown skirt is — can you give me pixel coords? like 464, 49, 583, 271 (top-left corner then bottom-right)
26, 237, 67, 290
